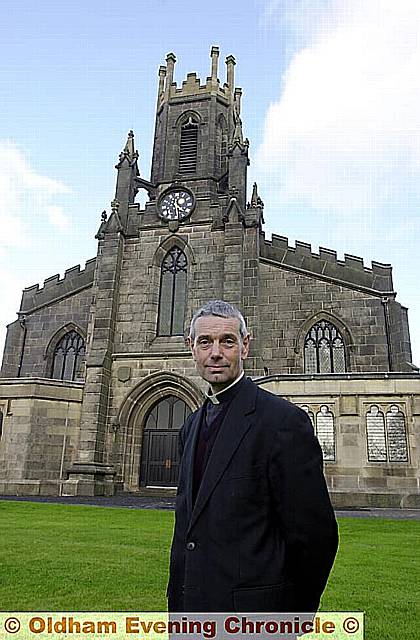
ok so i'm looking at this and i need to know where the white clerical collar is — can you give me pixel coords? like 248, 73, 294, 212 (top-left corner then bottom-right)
206, 371, 245, 405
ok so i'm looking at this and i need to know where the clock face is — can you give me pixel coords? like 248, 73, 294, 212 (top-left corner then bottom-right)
158, 189, 195, 221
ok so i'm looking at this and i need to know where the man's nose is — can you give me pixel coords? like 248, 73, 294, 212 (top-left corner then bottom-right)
209, 341, 222, 358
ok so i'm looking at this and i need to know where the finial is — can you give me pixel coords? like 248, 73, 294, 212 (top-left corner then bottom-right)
225, 55, 236, 92
234, 87, 242, 115
249, 183, 264, 209
232, 108, 244, 145
210, 46, 219, 81
158, 65, 166, 97
111, 200, 120, 215
101, 210, 107, 222
116, 130, 137, 165
251, 182, 258, 206
165, 53, 177, 98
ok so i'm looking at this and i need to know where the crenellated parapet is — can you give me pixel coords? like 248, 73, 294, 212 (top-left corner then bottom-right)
20, 258, 96, 313
157, 47, 239, 108
260, 233, 394, 293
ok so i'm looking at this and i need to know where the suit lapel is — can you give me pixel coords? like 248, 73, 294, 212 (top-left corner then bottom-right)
184, 405, 205, 521
187, 377, 258, 533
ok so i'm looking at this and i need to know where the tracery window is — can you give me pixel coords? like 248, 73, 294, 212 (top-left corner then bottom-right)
179, 116, 198, 175
304, 320, 346, 373
367, 405, 409, 462
316, 406, 336, 461
51, 330, 85, 381
0, 409, 3, 442
157, 247, 187, 336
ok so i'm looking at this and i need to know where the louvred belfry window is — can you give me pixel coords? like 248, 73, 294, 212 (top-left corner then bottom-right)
304, 320, 346, 373
157, 247, 187, 336
179, 117, 198, 174
51, 331, 85, 381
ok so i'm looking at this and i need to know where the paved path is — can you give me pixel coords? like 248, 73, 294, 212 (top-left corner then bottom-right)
1, 495, 419, 519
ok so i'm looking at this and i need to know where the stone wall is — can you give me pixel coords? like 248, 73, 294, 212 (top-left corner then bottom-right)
258, 373, 420, 508
1, 263, 94, 379
259, 261, 392, 374
0, 378, 83, 495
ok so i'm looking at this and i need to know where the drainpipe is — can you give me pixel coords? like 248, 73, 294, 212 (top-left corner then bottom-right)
59, 406, 69, 496
381, 297, 393, 371
17, 315, 27, 378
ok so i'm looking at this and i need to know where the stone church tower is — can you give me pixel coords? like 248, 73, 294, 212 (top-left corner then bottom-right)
0, 48, 419, 506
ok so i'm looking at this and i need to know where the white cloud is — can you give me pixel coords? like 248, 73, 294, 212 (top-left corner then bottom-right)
0, 141, 74, 358
256, 0, 420, 222
0, 140, 72, 247
256, 0, 420, 365
47, 205, 71, 232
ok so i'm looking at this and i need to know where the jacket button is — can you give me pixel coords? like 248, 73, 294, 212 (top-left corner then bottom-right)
186, 541, 196, 550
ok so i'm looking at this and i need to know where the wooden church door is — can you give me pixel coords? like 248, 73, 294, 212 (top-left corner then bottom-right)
139, 395, 192, 487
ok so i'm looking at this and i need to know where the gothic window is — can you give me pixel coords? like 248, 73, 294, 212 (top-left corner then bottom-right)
0, 409, 3, 441
179, 116, 198, 174
304, 320, 346, 373
316, 406, 336, 461
386, 405, 409, 462
51, 330, 86, 381
157, 246, 188, 336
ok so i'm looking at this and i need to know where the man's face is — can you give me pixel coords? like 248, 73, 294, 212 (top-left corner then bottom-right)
188, 315, 250, 392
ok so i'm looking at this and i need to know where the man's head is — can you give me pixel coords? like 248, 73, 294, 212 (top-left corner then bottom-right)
188, 300, 250, 393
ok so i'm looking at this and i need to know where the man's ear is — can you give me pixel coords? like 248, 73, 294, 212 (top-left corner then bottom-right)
241, 333, 251, 359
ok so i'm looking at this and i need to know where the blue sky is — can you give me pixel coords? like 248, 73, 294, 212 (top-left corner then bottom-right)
1, 0, 419, 366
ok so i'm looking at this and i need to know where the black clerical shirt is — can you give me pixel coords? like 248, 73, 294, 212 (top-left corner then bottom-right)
192, 373, 246, 504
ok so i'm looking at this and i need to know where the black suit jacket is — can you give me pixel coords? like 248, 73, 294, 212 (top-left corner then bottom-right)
167, 377, 338, 612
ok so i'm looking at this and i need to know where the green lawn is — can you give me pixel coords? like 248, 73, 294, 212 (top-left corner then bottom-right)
0, 501, 419, 639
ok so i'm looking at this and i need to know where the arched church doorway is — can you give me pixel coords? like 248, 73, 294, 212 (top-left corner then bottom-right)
139, 395, 192, 487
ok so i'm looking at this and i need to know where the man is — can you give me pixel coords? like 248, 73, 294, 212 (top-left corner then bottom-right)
167, 300, 338, 613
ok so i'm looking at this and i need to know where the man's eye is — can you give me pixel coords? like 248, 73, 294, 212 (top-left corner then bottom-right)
223, 338, 236, 346
198, 339, 210, 347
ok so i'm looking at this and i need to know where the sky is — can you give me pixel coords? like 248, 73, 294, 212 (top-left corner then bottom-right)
1, 0, 419, 366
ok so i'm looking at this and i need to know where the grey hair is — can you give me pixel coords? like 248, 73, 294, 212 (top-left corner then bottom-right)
189, 300, 248, 341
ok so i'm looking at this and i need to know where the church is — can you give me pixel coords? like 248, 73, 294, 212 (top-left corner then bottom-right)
0, 48, 419, 507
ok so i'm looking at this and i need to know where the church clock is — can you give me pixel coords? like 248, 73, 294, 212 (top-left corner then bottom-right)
158, 188, 195, 221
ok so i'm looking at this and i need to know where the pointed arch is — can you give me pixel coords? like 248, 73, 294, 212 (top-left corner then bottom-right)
176, 112, 200, 175
152, 234, 196, 268
174, 110, 202, 128
295, 311, 354, 373
152, 236, 195, 337
115, 371, 203, 491
45, 323, 86, 381
155, 244, 186, 336
316, 405, 336, 461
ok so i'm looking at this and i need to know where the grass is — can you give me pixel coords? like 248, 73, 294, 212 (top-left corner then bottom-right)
0, 501, 419, 639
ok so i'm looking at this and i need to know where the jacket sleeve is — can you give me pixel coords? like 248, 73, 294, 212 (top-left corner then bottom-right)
268, 407, 339, 613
